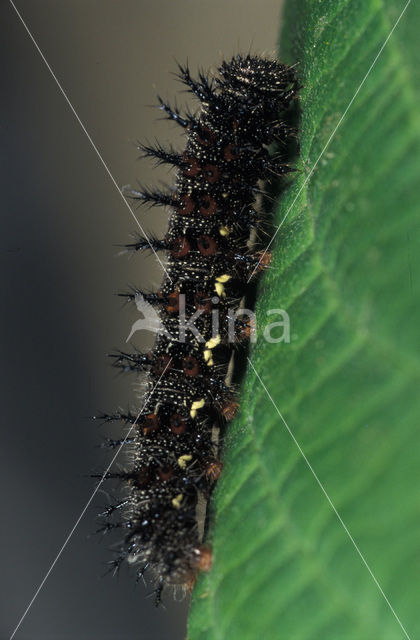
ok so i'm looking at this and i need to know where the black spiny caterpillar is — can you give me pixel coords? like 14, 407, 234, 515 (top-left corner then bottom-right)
96, 54, 299, 605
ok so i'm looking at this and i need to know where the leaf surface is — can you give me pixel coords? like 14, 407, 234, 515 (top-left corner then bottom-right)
188, 2, 420, 638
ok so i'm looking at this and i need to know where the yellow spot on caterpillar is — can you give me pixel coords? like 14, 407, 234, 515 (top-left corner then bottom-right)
178, 454, 192, 469
216, 274, 231, 283
219, 226, 231, 237
190, 398, 205, 418
215, 282, 225, 297
172, 494, 183, 509
203, 349, 214, 366
205, 335, 221, 349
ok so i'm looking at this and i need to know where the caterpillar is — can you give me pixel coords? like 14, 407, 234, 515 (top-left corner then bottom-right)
96, 54, 299, 605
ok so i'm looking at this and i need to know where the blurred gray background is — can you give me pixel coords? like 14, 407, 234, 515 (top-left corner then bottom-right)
1, 1, 283, 638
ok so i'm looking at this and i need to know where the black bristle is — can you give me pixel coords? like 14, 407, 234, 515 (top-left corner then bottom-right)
116, 290, 160, 305
137, 141, 183, 169
122, 185, 177, 209
157, 96, 191, 128
175, 62, 215, 104
93, 411, 138, 426
108, 350, 150, 372
119, 236, 167, 253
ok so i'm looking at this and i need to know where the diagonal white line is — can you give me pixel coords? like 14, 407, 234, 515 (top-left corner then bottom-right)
247, 356, 412, 640
248, 0, 412, 282
9, 359, 172, 640
9, 0, 172, 283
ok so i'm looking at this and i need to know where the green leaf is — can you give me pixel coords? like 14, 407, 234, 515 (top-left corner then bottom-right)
188, 1, 420, 638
